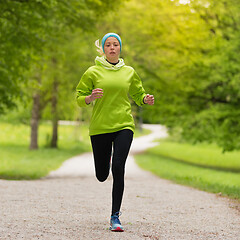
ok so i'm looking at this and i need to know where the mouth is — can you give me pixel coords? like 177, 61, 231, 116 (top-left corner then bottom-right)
110, 52, 115, 54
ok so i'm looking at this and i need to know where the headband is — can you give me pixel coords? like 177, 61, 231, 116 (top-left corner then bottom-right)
101, 33, 122, 53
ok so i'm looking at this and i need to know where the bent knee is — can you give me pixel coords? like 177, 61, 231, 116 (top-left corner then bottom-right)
96, 174, 108, 182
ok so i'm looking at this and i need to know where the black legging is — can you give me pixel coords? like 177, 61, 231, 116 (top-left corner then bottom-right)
90, 129, 133, 215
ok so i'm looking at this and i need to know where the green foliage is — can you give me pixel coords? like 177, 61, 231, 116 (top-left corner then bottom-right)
99, 0, 240, 151
38, 30, 98, 122
2, 0, 239, 151
0, 0, 124, 114
178, 0, 240, 151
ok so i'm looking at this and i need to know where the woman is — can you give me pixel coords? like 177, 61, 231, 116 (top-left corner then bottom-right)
76, 33, 154, 232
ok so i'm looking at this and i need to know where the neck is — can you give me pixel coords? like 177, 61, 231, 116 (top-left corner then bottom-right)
106, 58, 119, 65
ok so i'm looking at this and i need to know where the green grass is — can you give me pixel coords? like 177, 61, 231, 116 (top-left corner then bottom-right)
134, 127, 151, 138
0, 121, 149, 180
135, 140, 240, 199
0, 121, 91, 180
149, 140, 240, 171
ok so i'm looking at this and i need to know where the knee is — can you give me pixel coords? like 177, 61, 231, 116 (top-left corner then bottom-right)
96, 173, 108, 182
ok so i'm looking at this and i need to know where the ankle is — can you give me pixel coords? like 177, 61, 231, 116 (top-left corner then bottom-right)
111, 211, 121, 217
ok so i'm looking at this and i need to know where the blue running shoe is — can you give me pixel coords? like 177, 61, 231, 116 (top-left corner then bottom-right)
109, 211, 124, 232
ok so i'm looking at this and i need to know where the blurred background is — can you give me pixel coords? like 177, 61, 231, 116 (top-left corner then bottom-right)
0, 0, 239, 198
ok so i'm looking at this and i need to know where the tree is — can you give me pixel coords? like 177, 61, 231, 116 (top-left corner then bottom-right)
23, 0, 125, 149
180, 0, 240, 151
97, 0, 240, 151
0, 0, 125, 115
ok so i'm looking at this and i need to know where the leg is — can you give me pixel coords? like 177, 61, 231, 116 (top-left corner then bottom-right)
90, 133, 113, 182
111, 129, 133, 215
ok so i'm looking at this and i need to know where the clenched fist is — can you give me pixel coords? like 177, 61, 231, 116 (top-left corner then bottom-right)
85, 88, 104, 104
144, 94, 154, 105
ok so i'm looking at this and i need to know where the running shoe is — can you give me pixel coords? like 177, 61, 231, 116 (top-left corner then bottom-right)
109, 211, 124, 232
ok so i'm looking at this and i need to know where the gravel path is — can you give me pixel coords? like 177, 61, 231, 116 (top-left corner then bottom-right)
0, 124, 239, 240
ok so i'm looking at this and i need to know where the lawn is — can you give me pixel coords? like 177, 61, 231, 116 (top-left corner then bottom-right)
0, 121, 149, 180
149, 141, 240, 171
0, 121, 91, 180
135, 140, 240, 199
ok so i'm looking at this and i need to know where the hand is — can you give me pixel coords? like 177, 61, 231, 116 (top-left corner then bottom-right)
85, 88, 103, 104
144, 94, 154, 105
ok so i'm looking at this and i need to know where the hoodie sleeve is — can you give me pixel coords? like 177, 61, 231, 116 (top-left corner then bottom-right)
76, 69, 93, 107
129, 70, 146, 106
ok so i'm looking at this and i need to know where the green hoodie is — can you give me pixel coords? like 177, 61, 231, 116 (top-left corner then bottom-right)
76, 56, 146, 136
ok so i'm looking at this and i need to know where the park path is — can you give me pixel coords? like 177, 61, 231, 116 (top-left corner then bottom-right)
0, 124, 239, 240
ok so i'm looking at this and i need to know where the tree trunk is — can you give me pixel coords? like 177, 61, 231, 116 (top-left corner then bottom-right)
50, 78, 58, 148
30, 92, 40, 150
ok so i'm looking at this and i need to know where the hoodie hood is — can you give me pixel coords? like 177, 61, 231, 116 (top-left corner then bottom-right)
95, 56, 125, 70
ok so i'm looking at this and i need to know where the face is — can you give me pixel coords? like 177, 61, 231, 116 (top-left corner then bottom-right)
104, 37, 121, 63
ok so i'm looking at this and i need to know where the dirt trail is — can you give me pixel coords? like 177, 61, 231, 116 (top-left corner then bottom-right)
0, 124, 239, 240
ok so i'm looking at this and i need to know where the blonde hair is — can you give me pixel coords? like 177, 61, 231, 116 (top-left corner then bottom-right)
95, 39, 104, 56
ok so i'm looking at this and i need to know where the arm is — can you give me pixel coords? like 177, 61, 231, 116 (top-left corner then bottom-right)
76, 70, 93, 107
76, 69, 103, 107
129, 70, 147, 106
129, 70, 154, 106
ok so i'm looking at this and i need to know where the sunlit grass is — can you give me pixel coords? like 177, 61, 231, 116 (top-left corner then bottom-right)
0, 121, 91, 147
0, 121, 91, 180
0, 121, 149, 180
135, 140, 240, 199
149, 140, 240, 171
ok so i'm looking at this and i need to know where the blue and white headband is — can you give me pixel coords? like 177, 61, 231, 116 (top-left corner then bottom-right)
101, 33, 122, 53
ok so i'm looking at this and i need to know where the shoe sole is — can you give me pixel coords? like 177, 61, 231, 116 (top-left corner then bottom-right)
110, 227, 124, 232
111, 227, 124, 232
